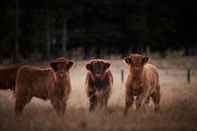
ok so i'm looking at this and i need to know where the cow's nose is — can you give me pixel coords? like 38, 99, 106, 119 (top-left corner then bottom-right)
134, 66, 140, 70
58, 72, 64, 78
95, 73, 101, 78
135, 67, 140, 70
95, 90, 103, 97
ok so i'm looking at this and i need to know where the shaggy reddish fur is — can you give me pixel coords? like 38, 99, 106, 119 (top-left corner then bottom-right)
15, 57, 73, 116
124, 54, 160, 115
85, 59, 113, 111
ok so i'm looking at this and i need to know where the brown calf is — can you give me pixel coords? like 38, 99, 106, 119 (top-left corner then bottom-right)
85, 59, 113, 111
15, 57, 73, 116
124, 54, 160, 115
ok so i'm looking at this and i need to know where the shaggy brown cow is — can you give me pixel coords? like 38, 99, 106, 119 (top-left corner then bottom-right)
85, 59, 113, 111
124, 54, 160, 115
0, 64, 24, 90
15, 57, 73, 116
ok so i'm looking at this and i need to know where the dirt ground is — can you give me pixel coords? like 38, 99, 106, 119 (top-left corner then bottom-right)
0, 58, 197, 131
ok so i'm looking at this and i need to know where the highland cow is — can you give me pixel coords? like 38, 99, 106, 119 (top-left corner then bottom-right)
124, 54, 160, 115
85, 59, 113, 112
15, 57, 73, 116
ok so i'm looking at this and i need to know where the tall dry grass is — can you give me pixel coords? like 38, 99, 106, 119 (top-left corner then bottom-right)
0, 58, 197, 131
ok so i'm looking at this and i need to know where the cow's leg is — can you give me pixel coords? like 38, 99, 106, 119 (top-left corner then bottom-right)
97, 95, 103, 109
136, 95, 143, 110
138, 85, 152, 110
89, 95, 97, 112
151, 88, 160, 112
15, 95, 31, 117
101, 94, 109, 112
96, 92, 103, 109
124, 94, 133, 116
102, 89, 109, 109
15, 87, 32, 117
15, 99, 25, 117
104, 95, 109, 108
51, 98, 65, 116
145, 96, 150, 104
59, 100, 66, 115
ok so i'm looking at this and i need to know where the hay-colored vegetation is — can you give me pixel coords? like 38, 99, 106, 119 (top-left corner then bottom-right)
0, 57, 197, 131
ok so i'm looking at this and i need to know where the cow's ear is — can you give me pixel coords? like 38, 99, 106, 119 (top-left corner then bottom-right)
86, 63, 92, 71
124, 56, 131, 64
104, 62, 111, 70
50, 62, 58, 72
142, 56, 149, 64
67, 61, 73, 70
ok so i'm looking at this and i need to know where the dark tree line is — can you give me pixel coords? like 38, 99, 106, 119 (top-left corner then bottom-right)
0, 0, 197, 62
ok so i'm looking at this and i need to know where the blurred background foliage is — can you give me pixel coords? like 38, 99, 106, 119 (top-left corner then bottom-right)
0, 0, 197, 62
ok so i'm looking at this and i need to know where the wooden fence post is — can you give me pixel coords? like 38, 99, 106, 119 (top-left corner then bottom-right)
187, 68, 191, 84
121, 69, 124, 83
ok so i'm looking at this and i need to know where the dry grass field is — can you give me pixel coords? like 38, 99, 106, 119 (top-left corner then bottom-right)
0, 56, 197, 131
